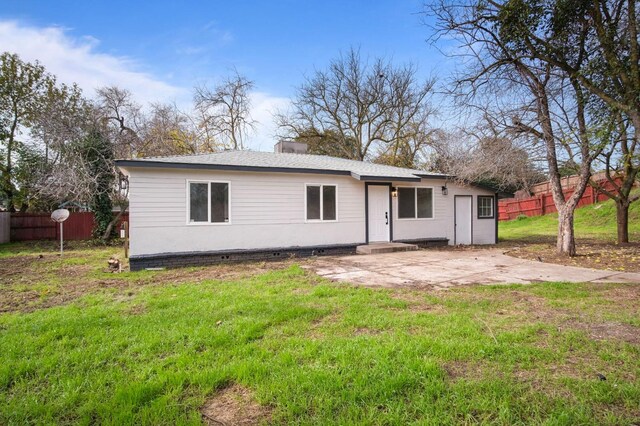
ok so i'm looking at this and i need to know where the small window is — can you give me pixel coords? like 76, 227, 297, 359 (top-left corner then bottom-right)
478, 196, 495, 219
398, 187, 433, 219
306, 184, 337, 221
188, 181, 230, 223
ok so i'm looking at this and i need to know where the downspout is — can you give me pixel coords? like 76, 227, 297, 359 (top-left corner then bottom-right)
495, 192, 499, 244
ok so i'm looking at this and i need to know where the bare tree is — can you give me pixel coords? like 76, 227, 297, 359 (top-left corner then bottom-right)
96, 86, 145, 158
144, 103, 201, 156
277, 48, 436, 164
194, 69, 256, 150
429, 1, 605, 255
473, 0, 640, 244
429, 128, 544, 192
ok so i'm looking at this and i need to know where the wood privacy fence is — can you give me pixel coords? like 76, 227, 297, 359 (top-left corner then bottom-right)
498, 180, 621, 221
0, 212, 9, 244
10, 212, 129, 241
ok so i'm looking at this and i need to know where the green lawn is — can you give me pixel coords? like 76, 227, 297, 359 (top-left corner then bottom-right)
1, 244, 639, 425
499, 194, 640, 242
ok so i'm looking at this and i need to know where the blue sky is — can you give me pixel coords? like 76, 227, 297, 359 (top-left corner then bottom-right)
1, 1, 453, 150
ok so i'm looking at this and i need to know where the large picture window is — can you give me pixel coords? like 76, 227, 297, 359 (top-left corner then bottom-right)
306, 184, 337, 221
398, 187, 433, 219
478, 196, 495, 219
188, 181, 229, 223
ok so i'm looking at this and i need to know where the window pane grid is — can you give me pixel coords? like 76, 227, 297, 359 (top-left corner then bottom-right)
417, 188, 433, 218
323, 186, 336, 220
398, 188, 415, 219
478, 196, 494, 218
210, 183, 229, 223
307, 184, 337, 221
189, 181, 230, 224
189, 183, 208, 223
398, 187, 433, 219
306, 186, 321, 220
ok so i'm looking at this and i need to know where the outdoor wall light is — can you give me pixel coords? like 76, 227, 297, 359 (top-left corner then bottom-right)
441, 185, 448, 196
391, 187, 398, 198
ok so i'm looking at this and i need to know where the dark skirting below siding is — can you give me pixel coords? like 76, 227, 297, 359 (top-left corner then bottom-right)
129, 243, 360, 271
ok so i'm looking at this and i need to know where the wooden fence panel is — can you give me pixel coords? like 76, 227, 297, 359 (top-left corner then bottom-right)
11, 214, 56, 240
498, 178, 628, 221
10, 212, 129, 241
0, 212, 9, 243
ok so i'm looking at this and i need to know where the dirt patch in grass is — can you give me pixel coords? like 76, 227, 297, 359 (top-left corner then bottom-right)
599, 284, 640, 312
444, 361, 493, 382
306, 311, 341, 339
388, 291, 448, 313
123, 303, 147, 316
152, 260, 300, 285
501, 239, 640, 273
201, 384, 271, 426
561, 320, 640, 345
353, 327, 383, 336
0, 253, 299, 313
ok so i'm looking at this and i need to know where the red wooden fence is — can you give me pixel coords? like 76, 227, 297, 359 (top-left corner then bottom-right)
498, 180, 620, 221
10, 212, 129, 241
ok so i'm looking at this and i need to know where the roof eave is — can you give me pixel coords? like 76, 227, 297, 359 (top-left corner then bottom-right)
114, 160, 352, 177
351, 172, 421, 182
415, 173, 452, 180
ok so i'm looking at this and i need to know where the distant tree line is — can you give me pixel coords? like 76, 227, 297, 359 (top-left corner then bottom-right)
0, 53, 256, 238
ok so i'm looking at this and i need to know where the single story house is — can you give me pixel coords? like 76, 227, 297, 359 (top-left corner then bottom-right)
116, 147, 499, 271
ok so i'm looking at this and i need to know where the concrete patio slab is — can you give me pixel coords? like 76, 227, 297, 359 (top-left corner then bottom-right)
305, 248, 640, 289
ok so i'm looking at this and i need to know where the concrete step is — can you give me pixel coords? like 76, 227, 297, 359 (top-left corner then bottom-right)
356, 242, 419, 255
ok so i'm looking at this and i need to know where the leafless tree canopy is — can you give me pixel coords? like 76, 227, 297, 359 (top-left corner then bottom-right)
427, 0, 610, 255
429, 127, 544, 192
194, 70, 256, 150
277, 48, 437, 166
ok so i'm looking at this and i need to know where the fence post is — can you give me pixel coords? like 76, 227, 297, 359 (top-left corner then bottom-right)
539, 194, 545, 215
0, 212, 9, 243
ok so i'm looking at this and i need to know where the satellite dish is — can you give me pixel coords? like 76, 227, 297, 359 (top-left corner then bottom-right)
51, 209, 70, 254
51, 209, 70, 223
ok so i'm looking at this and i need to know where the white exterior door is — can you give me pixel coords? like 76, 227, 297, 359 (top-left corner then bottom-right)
455, 196, 472, 245
367, 185, 390, 242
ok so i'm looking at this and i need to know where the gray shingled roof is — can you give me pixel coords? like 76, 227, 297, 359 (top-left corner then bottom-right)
115, 150, 449, 181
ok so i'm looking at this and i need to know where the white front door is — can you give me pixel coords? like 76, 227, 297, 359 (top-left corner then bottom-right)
367, 185, 390, 242
455, 196, 472, 245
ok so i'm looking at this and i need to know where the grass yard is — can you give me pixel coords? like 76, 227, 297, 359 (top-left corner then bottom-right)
499, 194, 640, 242
1, 242, 639, 425
499, 194, 640, 272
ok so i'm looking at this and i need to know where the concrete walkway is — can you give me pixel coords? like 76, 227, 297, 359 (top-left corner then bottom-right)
306, 248, 640, 290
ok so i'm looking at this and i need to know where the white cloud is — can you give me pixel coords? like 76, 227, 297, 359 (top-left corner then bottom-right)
0, 20, 185, 103
247, 91, 291, 151
0, 20, 290, 151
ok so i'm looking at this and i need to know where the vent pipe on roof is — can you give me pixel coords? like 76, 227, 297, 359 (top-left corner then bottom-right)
274, 141, 308, 154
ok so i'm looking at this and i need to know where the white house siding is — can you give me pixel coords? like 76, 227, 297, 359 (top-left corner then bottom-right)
127, 168, 366, 256
390, 179, 496, 245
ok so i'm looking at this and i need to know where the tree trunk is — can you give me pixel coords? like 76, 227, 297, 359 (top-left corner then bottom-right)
102, 208, 125, 241
557, 206, 576, 256
615, 200, 630, 244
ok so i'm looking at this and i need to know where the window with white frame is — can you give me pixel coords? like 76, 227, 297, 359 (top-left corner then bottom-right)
188, 181, 229, 223
478, 195, 495, 219
306, 184, 337, 221
398, 187, 433, 219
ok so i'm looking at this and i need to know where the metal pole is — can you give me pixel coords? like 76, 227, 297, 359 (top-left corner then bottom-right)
124, 221, 129, 259
60, 222, 64, 254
